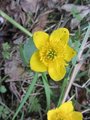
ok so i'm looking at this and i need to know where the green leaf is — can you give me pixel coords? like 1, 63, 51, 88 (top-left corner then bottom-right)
42, 73, 51, 110
0, 105, 9, 119
0, 85, 7, 93
29, 97, 41, 112
20, 37, 36, 66
57, 78, 68, 106
0, 105, 4, 113
2, 42, 10, 51
71, 6, 82, 21
69, 39, 81, 66
2, 52, 10, 60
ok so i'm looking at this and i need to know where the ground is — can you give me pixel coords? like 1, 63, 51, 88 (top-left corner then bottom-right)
0, 0, 90, 120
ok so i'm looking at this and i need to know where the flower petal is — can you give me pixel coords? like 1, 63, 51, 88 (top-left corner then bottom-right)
33, 31, 49, 49
48, 61, 66, 81
47, 109, 60, 120
64, 45, 76, 62
68, 111, 83, 120
50, 28, 69, 45
59, 101, 74, 115
30, 51, 47, 72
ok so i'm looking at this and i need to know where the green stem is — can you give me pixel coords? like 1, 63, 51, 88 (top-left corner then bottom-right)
42, 73, 51, 110
0, 10, 32, 37
57, 78, 68, 106
12, 73, 38, 120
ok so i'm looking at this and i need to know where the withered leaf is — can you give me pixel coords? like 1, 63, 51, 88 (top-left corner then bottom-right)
61, 4, 90, 29
20, 0, 41, 13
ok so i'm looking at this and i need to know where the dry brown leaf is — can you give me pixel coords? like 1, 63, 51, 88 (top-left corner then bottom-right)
4, 47, 32, 83
6, 0, 28, 25
5, 50, 24, 81
47, 0, 63, 8
61, 4, 90, 29
32, 13, 48, 32
13, 36, 24, 45
20, 0, 41, 13
61, 4, 89, 12
76, 88, 88, 105
9, 82, 21, 100
70, 9, 90, 29
20, 0, 63, 13
0, 0, 10, 10
5, 60, 24, 81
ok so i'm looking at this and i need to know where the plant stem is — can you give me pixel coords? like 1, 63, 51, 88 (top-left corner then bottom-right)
42, 73, 51, 110
0, 10, 32, 37
57, 78, 68, 106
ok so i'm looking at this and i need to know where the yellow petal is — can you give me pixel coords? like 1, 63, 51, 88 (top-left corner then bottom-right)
48, 61, 66, 81
64, 45, 76, 62
47, 109, 59, 120
33, 31, 49, 49
68, 111, 83, 120
50, 28, 69, 45
30, 51, 47, 72
59, 101, 74, 115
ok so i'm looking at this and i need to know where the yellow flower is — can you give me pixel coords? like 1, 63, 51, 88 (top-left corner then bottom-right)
47, 101, 83, 120
30, 28, 76, 81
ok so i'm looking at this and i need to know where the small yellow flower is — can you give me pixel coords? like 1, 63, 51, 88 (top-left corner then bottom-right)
30, 28, 76, 81
47, 101, 83, 120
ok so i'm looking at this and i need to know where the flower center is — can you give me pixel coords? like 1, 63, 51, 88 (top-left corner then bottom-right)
46, 48, 57, 60
39, 42, 65, 66
39, 43, 58, 66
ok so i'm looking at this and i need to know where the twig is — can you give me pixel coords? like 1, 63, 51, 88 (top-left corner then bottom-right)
77, 24, 90, 61
82, 78, 90, 88
62, 24, 90, 103
0, 100, 14, 114
62, 62, 83, 103
73, 82, 82, 88
82, 109, 90, 114
68, 94, 75, 101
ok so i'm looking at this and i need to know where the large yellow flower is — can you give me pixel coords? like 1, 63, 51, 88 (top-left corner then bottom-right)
30, 28, 76, 81
47, 101, 83, 120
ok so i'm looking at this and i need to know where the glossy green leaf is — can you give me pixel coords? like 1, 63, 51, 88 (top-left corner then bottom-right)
20, 37, 36, 66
